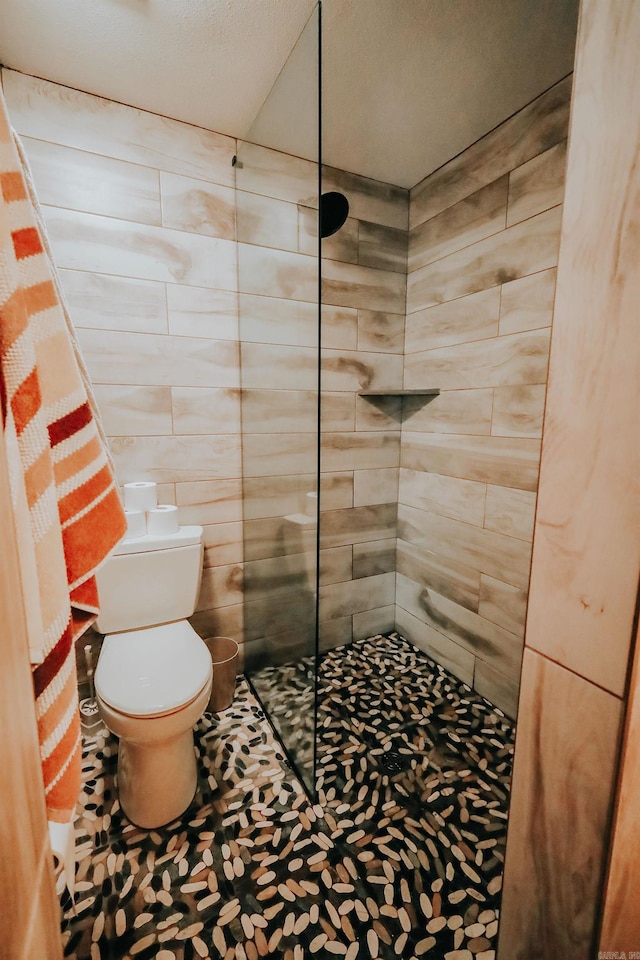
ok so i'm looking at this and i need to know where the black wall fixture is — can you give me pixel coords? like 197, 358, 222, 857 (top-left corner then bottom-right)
320, 191, 349, 237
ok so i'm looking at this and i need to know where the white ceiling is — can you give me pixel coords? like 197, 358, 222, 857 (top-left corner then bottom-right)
0, 0, 580, 189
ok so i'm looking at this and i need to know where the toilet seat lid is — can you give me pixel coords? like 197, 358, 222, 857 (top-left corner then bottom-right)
95, 621, 212, 717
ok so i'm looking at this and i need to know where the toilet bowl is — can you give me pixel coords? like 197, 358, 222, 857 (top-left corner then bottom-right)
95, 620, 213, 827
94, 525, 213, 828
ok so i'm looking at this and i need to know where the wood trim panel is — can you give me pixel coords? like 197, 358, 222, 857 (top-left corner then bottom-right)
499, 650, 622, 959
524, 0, 640, 698
499, 0, 640, 956
598, 608, 640, 952
0, 422, 62, 960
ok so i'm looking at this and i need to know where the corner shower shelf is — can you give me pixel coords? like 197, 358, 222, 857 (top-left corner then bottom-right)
358, 389, 440, 398
357, 388, 440, 421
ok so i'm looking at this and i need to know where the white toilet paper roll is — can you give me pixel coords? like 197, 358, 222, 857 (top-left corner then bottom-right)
124, 508, 146, 539
124, 481, 157, 512
147, 504, 180, 536
305, 491, 318, 518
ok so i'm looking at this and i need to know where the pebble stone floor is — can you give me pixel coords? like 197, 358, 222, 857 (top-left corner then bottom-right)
61, 633, 515, 960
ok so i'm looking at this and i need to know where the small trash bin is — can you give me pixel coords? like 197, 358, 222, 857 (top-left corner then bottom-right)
207, 637, 239, 712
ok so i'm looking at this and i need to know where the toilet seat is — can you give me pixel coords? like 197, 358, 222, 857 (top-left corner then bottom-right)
95, 620, 212, 718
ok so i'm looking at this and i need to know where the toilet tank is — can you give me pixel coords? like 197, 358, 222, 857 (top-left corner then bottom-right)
95, 526, 204, 634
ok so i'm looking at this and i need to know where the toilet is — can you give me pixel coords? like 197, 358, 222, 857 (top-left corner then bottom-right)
94, 525, 213, 828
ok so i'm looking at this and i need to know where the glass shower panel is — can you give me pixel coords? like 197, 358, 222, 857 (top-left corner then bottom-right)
236, 7, 320, 795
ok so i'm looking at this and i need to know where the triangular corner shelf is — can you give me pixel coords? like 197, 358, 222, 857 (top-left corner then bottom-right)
357, 388, 440, 421
358, 389, 440, 398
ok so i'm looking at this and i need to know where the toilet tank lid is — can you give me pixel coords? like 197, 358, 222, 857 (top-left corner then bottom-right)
113, 525, 203, 556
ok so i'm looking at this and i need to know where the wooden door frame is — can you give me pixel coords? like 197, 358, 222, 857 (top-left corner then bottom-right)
0, 419, 62, 959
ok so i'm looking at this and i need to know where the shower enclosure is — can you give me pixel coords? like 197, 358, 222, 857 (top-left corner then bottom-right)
236, 0, 570, 806
236, 7, 321, 792
237, 5, 408, 794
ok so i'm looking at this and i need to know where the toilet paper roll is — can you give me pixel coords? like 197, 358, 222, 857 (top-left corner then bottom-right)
147, 503, 180, 536
124, 508, 146, 539
305, 491, 318, 518
124, 481, 158, 512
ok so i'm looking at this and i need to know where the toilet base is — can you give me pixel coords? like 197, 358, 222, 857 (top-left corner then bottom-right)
117, 728, 198, 828
96, 671, 213, 829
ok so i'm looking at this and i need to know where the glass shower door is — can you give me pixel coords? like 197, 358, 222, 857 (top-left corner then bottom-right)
236, 7, 320, 794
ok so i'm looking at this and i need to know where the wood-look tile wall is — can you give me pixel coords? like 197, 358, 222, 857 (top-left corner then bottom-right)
2, 68, 245, 648
5, 68, 579, 704
236, 140, 407, 664
4, 68, 407, 666
399, 77, 571, 716
320, 169, 406, 648
236, 143, 317, 666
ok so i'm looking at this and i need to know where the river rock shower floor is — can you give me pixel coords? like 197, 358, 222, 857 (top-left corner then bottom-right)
62, 633, 514, 960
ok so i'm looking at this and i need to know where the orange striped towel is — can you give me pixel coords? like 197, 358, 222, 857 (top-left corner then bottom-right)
0, 87, 126, 879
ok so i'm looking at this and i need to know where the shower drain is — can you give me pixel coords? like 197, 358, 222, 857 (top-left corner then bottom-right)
357, 730, 415, 775
375, 748, 413, 774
